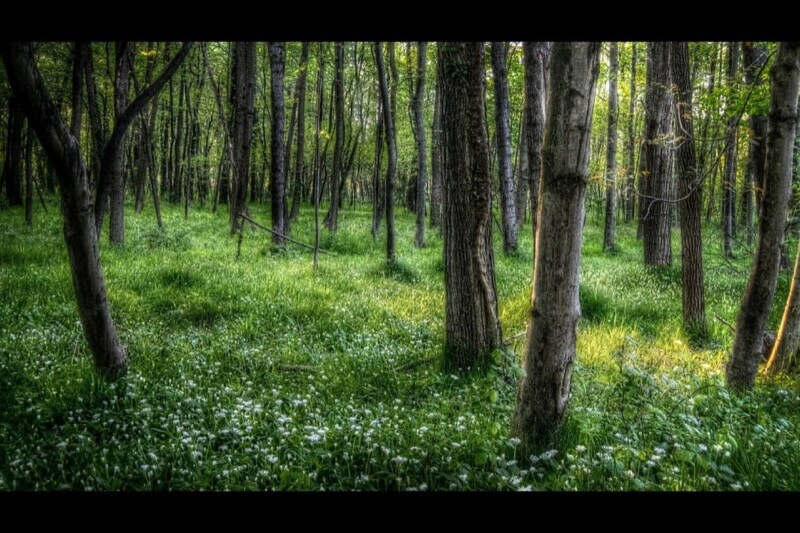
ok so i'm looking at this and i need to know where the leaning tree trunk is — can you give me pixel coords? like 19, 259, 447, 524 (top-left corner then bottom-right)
429, 45, 443, 230
2, 42, 127, 378
512, 42, 601, 449
603, 42, 620, 252
742, 41, 768, 239
269, 42, 287, 245
230, 41, 256, 233
722, 42, 740, 258
491, 42, 518, 254
289, 42, 310, 223
523, 42, 550, 242
767, 241, 800, 375
671, 41, 707, 336
440, 42, 502, 371
324, 42, 345, 232
642, 42, 673, 266
376, 42, 397, 264
413, 41, 428, 248
726, 42, 800, 391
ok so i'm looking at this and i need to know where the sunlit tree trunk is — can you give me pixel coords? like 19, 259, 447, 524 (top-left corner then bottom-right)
603, 42, 619, 252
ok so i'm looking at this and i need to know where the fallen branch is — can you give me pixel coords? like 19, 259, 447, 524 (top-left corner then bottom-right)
237, 212, 335, 255
714, 314, 735, 333
502, 330, 527, 347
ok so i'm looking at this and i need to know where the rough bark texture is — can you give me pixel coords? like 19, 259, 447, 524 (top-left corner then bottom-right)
324, 42, 345, 232
440, 42, 502, 371
726, 42, 800, 391
429, 45, 443, 230
625, 43, 637, 224
671, 41, 707, 336
722, 42, 740, 258
515, 105, 529, 228
742, 41, 768, 241
642, 42, 673, 266
523, 42, 550, 241
375, 42, 397, 263
269, 42, 287, 245
108, 42, 132, 245
289, 42, 310, 223
230, 42, 256, 233
603, 42, 619, 252
491, 42, 518, 254
2, 42, 127, 378
413, 42, 428, 248
3, 97, 24, 206
512, 42, 601, 449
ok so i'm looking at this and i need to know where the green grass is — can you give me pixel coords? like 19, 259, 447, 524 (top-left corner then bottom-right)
0, 199, 799, 491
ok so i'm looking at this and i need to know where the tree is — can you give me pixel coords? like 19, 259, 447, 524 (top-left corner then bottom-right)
324, 42, 345, 232
413, 42, 428, 248
767, 241, 800, 374
269, 42, 287, 245
491, 42, 518, 254
726, 42, 800, 391
230, 41, 256, 233
641, 42, 672, 267
603, 42, 619, 252
625, 43, 638, 225
522, 42, 549, 239
429, 45, 443, 230
375, 42, 397, 264
2, 97, 24, 206
289, 42, 310, 223
2, 41, 127, 378
742, 41, 768, 241
513, 42, 601, 448
722, 42, 740, 258
671, 41, 706, 336
440, 42, 501, 371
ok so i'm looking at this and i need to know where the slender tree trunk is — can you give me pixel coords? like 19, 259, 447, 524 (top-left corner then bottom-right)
24, 125, 34, 226
371, 79, 385, 239
108, 42, 132, 245
491, 42, 518, 254
3, 42, 127, 378
440, 42, 502, 371
625, 43, 637, 224
289, 42, 310, 223
603, 42, 620, 252
269, 42, 287, 245
671, 41, 707, 336
642, 42, 673, 266
3, 97, 24, 206
743, 41, 768, 240
324, 42, 345, 232
523, 42, 550, 242
413, 42, 428, 248
512, 42, 601, 448
767, 240, 800, 374
726, 42, 800, 391
429, 45, 443, 230
313, 43, 325, 269
722, 42, 740, 258
230, 42, 256, 233
515, 105, 529, 229
376, 42, 397, 264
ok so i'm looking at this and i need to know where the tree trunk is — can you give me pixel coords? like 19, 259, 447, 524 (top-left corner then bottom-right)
491, 42, 518, 254
523, 42, 550, 242
742, 41, 768, 240
3, 97, 24, 206
108, 42, 132, 245
440, 42, 502, 371
24, 125, 34, 226
230, 41, 256, 233
324, 42, 345, 232
603, 42, 620, 252
312, 43, 325, 269
3, 42, 127, 378
642, 42, 673, 266
722, 42, 740, 258
269, 42, 287, 245
289, 42, 310, 223
515, 105, 529, 228
429, 45, 443, 230
376, 42, 397, 264
512, 42, 601, 448
671, 41, 707, 336
726, 42, 800, 391
371, 79, 385, 239
625, 43, 637, 224
767, 240, 800, 374
413, 42, 428, 248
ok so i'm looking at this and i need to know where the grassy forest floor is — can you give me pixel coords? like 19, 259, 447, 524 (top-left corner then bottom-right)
1, 200, 800, 490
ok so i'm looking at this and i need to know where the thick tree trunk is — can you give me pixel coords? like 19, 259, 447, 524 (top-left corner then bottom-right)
269, 42, 287, 245
289, 42, 310, 223
491, 42, 518, 254
671, 41, 707, 336
3, 97, 24, 206
726, 42, 800, 391
523, 42, 549, 241
642, 42, 673, 266
324, 42, 345, 232
625, 43, 637, 224
230, 42, 256, 233
429, 46, 443, 230
743, 41, 768, 240
722, 42, 740, 258
440, 42, 502, 371
603, 42, 620, 252
413, 42, 428, 248
512, 42, 601, 448
376, 42, 397, 264
3, 42, 127, 378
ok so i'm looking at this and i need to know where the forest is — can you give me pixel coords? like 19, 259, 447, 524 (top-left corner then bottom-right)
1, 41, 799, 491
